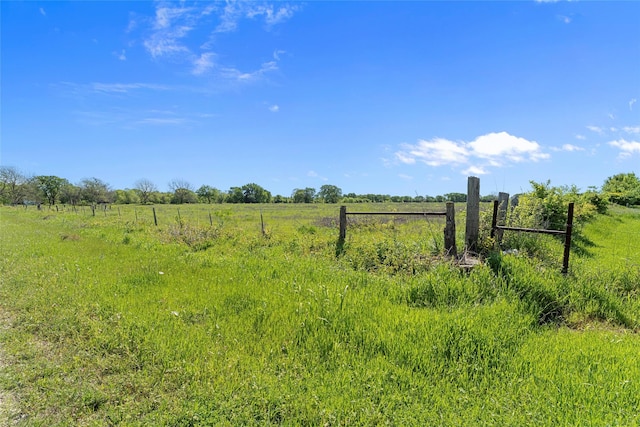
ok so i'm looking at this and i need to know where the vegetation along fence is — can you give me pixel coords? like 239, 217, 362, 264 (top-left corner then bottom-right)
338, 202, 457, 257
491, 198, 575, 274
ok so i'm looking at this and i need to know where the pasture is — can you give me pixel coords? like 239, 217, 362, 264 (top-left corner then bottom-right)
1, 203, 639, 425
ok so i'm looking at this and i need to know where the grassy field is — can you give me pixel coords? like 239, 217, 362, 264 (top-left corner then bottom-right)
1, 203, 639, 425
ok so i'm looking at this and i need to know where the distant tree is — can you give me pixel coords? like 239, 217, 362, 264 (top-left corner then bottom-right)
273, 195, 288, 203
318, 185, 342, 203
80, 178, 113, 204
242, 183, 271, 203
59, 183, 82, 205
0, 166, 30, 205
444, 192, 467, 202
34, 175, 68, 206
227, 187, 244, 203
169, 179, 197, 204
602, 172, 640, 206
292, 187, 316, 203
196, 185, 223, 204
114, 189, 140, 204
134, 179, 158, 204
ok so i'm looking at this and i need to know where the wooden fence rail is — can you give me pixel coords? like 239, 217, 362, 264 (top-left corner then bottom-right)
338, 202, 457, 257
491, 200, 574, 274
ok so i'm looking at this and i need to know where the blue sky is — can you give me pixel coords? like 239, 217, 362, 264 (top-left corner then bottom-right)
2, 1, 639, 197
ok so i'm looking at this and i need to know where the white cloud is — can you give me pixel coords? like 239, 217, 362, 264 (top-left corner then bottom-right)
216, 2, 299, 33
575, 134, 586, 140
468, 132, 548, 163
630, 99, 637, 111
563, 144, 584, 152
558, 15, 571, 24
247, 4, 300, 27
395, 131, 548, 175
609, 139, 640, 158
307, 170, 318, 177
220, 61, 278, 82
88, 82, 170, 94
268, 104, 279, 113
623, 126, 640, 134
398, 174, 413, 180
396, 138, 469, 166
462, 166, 488, 176
137, 2, 294, 82
192, 52, 216, 75
39, 7, 46, 16
608, 113, 616, 120
586, 125, 604, 134
117, 49, 127, 61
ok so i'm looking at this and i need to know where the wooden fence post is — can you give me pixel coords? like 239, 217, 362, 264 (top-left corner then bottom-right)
465, 176, 480, 253
562, 202, 574, 275
496, 192, 509, 244
153, 207, 158, 226
490, 200, 499, 239
444, 202, 457, 257
339, 206, 347, 242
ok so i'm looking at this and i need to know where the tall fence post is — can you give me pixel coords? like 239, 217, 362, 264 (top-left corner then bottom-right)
336, 205, 347, 256
153, 207, 158, 226
444, 202, 457, 257
490, 200, 499, 239
496, 192, 509, 244
465, 176, 480, 253
562, 202, 574, 275
339, 205, 347, 243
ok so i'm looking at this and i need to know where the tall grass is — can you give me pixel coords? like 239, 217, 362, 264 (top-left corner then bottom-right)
0, 204, 638, 425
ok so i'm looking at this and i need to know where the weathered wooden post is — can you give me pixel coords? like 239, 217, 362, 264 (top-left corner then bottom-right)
336, 205, 348, 256
496, 192, 509, 244
153, 207, 158, 226
490, 200, 499, 239
465, 176, 480, 253
562, 202, 574, 275
339, 205, 347, 243
209, 212, 213, 227
444, 202, 457, 257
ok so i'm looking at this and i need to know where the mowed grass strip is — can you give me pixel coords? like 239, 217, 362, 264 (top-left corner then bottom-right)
0, 204, 638, 425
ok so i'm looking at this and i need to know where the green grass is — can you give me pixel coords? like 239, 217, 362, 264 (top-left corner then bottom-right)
0, 203, 639, 425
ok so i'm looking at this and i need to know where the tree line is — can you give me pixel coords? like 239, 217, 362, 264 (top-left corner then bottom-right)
1, 166, 638, 207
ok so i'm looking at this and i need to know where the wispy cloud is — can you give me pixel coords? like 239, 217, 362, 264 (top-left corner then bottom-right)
609, 139, 640, 159
395, 132, 548, 175
268, 104, 279, 113
461, 166, 488, 176
74, 107, 207, 128
398, 174, 413, 180
551, 144, 585, 152
623, 126, 640, 134
307, 170, 328, 181
39, 7, 46, 16
586, 125, 604, 135
575, 134, 586, 140
192, 52, 216, 75
133, 1, 298, 82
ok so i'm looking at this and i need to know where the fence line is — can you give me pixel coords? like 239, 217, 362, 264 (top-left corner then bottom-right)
338, 202, 457, 257
491, 199, 575, 275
